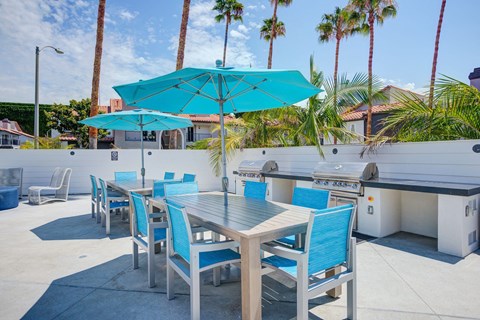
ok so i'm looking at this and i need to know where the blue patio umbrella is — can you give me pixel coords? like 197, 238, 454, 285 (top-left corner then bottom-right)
80, 109, 193, 186
113, 61, 321, 205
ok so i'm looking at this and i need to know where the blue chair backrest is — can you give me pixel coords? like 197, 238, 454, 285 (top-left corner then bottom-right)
115, 171, 137, 181
90, 175, 99, 198
153, 179, 182, 198
305, 204, 355, 276
182, 173, 196, 183
164, 172, 175, 180
292, 187, 330, 210
130, 192, 148, 236
165, 199, 192, 262
244, 181, 267, 200
164, 182, 199, 197
98, 178, 108, 206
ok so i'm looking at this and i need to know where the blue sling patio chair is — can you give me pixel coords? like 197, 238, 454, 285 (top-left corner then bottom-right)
114, 171, 137, 181
244, 181, 267, 200
164, 199, 241, 320
98, 178, 129, 235
164, 171, 175, 180
182, 173, 196, 183
89, 175, 101, 220
276, 187, 330, 247
153, 179, 183, 199
164, 181, 199, 197
130, 192, 168, 288
262, 204, 357, 320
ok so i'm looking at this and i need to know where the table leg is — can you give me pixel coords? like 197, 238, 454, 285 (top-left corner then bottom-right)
326, 266, 342, 297
240, 237, 262, 320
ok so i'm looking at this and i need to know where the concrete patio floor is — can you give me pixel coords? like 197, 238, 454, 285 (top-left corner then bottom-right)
0, 196, 479, 320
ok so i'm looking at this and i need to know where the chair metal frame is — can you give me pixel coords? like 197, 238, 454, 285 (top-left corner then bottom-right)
131, 192, 168, 288
164, 200, 241, 320
262, 205, 357, 320
98, 178, 129, 235
28, 167, 72, 205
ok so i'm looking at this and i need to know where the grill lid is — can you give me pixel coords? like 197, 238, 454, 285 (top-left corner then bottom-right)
312, 162, 378, 181
238, 160, 278, 173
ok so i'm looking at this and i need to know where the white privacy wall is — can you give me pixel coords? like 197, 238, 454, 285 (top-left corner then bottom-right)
1, 139, 480, 195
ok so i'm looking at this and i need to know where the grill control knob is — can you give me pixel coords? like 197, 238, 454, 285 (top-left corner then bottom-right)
352, 183, 358, 189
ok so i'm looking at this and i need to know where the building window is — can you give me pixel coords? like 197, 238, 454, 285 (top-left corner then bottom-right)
125, 131, 156, 142
187, 127, 194, 142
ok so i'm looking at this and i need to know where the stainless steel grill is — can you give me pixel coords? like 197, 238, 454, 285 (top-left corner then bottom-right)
312, 162, 378, 231
312, 162, 378, 196
235, 160, 278, 196
237, 160, 278, 179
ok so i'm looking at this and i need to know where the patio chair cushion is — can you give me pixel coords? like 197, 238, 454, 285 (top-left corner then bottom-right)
0, 187, 19, 210
276, 235, 295, 246
199, 249, 240, 269
109, 201, 129, 209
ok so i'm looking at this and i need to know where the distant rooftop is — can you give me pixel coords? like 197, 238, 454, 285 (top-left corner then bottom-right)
469, 67, 480, 80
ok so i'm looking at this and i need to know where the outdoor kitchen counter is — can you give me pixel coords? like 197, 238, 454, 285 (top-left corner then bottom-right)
362, 178, 480, 196
262, 171, 313, 182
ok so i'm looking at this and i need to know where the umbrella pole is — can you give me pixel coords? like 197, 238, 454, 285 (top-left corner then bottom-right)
140, 118, 145, 188
218, 75, 228, 206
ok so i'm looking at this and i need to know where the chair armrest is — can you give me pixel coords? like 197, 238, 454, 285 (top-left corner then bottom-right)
191, 240, 240, 253
261, 242, 305, 261
150, 222, 168, 229
149, 212, 165, 219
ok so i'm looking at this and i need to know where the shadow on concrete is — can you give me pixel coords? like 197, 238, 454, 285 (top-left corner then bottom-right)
20, 251, 342, 320
372, 232, 463, 264
30, 213, 130, 241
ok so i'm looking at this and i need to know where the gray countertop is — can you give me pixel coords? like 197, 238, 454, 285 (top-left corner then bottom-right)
362, 178, 480, 196
235, 170, 480, 196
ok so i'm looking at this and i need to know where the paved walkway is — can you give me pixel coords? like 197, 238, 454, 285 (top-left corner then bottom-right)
0, 196, 479, 319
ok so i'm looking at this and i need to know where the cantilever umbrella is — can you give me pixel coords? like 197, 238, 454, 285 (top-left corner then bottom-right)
80, 109, 193, 186
113, 62, 321, 205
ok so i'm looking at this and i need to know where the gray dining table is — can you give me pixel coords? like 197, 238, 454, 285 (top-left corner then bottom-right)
150, 192, 314, 320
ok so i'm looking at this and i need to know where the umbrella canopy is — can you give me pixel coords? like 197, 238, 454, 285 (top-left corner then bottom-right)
80, 109, 193, 185
113, 64, 321, 205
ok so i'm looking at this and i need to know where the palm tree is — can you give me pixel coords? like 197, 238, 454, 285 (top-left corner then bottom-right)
349, 0, 397, 138
428, 0, 447, 108
88, 0, 106, 149
316, 7, 363, 108
260, 18, 286, 49
362, 76, 480, 155
267, 0, 292, 68
176, 0, 191, 70
213, 0, 244, 67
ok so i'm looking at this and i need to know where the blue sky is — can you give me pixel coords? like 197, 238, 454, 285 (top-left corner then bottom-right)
0, 0, 479, 105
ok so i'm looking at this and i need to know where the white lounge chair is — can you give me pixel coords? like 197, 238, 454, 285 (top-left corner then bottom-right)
28, 167, 72, 205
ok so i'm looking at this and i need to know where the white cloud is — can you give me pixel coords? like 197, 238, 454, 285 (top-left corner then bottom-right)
238, 24, 249, 33
260, 4, 266, 10
247, 5, 257, 10
189, 0, 216, 28
119, 9, 138, 21
380, 78, 427, 95
169, 0, 256, 68
248, 21, 262, 29
0, 0, 173, 105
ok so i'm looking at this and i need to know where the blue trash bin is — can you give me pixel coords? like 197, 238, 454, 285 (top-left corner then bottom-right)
0, 187, 19, 210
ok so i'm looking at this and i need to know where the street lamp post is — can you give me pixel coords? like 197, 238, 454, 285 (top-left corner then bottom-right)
34, 46, 64, 149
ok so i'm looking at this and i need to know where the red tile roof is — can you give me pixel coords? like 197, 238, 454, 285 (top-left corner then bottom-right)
178, 114, 234, 123
341, 103, 401, 121
0, 127, 34, 138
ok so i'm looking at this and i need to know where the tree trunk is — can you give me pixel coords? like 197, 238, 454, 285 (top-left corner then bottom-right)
333, 36, 341, 145
222, 17, 230, 67
366, 11, 374, 138
429, 0, 446, 109
89, 0, 106, 149
176, 0, 191, 70
268, 0, 279, 69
